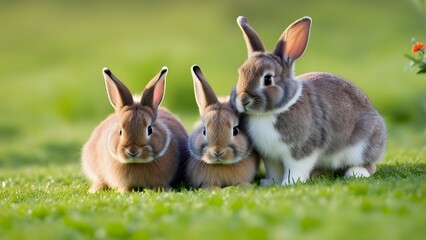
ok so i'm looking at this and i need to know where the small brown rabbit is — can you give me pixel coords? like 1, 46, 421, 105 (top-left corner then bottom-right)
81, 67, 188, 193
186, 65, 260, 189
231, 16, 386, 185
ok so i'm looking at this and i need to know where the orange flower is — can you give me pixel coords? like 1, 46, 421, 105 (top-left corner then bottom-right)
412, 42, 425, 53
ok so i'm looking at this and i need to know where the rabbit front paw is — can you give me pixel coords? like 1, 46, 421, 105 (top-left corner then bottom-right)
282, 170, 309, 186
345, 166, 370, 178
89, 182, 108, 193
237, 182, 253, 187
201, 184, 221, 190
260, 178, 275, 186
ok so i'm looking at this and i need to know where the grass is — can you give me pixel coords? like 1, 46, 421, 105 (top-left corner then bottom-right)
1, 148, 425, 240
1, 0, 426, 239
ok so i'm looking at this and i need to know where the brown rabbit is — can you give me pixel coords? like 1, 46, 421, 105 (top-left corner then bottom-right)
186, 65, 260, 189
81, 67, 188, 193
231, 16, 386, 185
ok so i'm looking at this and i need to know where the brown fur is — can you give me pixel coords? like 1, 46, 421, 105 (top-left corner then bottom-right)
81, 68, 188, 193
186, 66, 260, 188
186, 151, 259, 188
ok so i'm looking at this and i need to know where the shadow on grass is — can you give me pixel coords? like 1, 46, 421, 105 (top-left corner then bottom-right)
251, 162, 426, 187
169, 163, 426, 192
1, 140, 425, 190
306, 163, 426, 185
375, 163, 426, 179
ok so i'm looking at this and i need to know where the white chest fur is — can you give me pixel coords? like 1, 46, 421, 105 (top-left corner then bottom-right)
247, 114, 292, 162
247, 113, 369, 173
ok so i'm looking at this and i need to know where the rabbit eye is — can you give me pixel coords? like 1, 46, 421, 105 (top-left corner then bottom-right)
233, 127, 239, 136
264, 75, 273, 86
202, 127, 206, 136
147, 125, 153, 136
119, 130, 122, 136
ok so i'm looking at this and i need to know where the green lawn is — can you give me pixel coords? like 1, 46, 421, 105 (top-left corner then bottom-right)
1, 0, 426, 239
1, 147, 425, 240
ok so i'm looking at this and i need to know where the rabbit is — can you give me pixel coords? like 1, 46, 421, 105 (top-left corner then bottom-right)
81, 67, 189, 193
186, 65, 260, 189
230, 16, 386, 186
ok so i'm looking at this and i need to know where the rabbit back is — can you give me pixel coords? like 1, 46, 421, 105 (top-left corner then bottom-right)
246, 72, 386, 173
234, 16, 386, 184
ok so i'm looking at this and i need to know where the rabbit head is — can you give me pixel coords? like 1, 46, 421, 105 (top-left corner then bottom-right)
189, 65, 252, 165
103, 67, 169, 164
233, 16, 311, 114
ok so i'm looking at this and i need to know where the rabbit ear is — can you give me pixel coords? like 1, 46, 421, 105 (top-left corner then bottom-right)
191, 65, 219, 114
273, 17, 311, 65
237, 16, 265, 57
140, 67, 168, 111
102, 68, 134, 111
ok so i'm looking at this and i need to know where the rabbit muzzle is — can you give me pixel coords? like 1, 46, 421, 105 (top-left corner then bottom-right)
120, 145, 154, 163
125, 148, 141, 158
236, 92, 254, 113
210, 148, 226, 159
201, 146, 240, 165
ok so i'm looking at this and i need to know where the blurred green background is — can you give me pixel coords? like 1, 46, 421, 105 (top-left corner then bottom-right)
0, 0, 425, 168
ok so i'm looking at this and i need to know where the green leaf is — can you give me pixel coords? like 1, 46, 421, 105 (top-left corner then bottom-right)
405, 54, 420, 62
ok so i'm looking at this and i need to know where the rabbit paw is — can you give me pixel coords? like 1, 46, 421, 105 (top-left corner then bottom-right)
281, 172, 309, 186
202, 184, 221, 190
281, 178, 295, 186
89, 182, 108, 193
260, 178, 275, 186
345, 167, 370, 178
236, 182, 252, 187
117, 186, 131, 193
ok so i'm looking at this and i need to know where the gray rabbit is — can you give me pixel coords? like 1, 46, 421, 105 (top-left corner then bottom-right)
231, 16, 386, 185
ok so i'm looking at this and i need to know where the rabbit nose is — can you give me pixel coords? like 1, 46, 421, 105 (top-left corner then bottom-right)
213, 151, 225, 157
126, 149, 141, 158
240, 93, 253, 107
211, 150, 225, 158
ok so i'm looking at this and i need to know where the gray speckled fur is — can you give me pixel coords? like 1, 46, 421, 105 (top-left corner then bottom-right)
275, 72, 386, 165
233, 16, 387, 183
